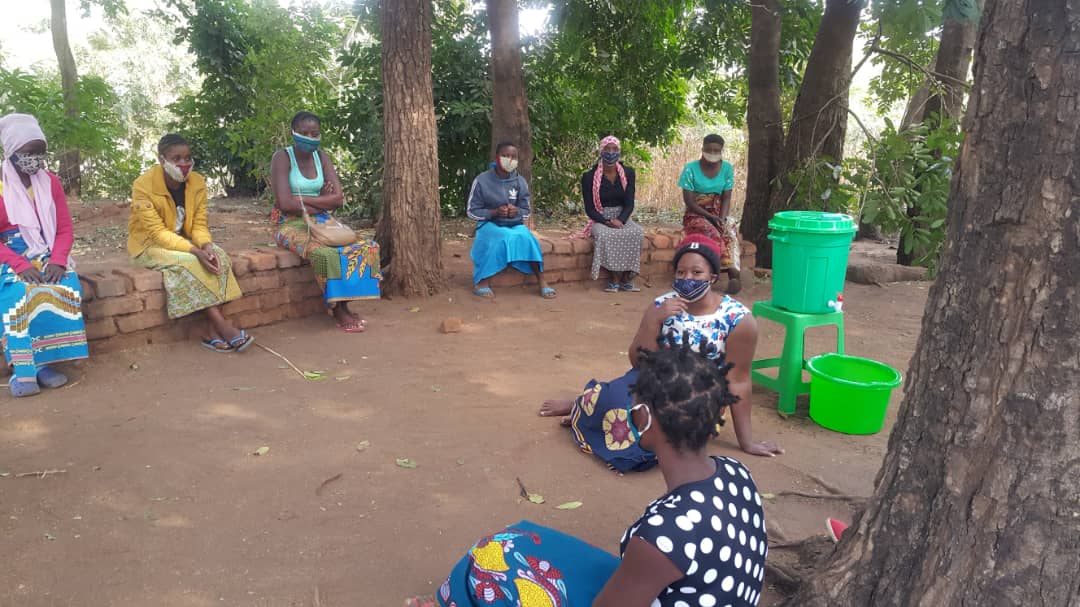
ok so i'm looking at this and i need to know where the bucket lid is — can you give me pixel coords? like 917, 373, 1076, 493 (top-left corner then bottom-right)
768, 211, 856, 234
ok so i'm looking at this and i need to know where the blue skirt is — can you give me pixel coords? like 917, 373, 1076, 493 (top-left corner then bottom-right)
470, 222, 544, 285
569, 369, 658, 473
437, 520, 619, 607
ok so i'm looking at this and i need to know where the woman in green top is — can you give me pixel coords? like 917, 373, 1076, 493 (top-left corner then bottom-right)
678, 133, 742, 294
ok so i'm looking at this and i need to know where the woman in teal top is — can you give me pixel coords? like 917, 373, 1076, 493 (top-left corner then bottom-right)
678, 133, 742, 294
270, 111, 381, 333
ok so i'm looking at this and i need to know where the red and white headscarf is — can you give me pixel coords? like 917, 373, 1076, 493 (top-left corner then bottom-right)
570, 135, 628, 239
0, 113, 66, 265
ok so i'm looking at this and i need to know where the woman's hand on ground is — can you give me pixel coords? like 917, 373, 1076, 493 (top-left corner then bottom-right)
18, 267, 44, 284
608, 219, 624, 229
43, 264, 66, 284
742, 440, 785, 457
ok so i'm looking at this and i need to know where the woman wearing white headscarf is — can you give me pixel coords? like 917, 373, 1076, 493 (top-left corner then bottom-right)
0, 113, 88, 397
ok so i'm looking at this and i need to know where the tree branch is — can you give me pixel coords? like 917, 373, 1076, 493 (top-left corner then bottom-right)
871, 45, 972, 89
851, 21, 883, 78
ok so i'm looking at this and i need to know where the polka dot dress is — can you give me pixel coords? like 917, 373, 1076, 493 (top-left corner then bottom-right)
619, 456, 767, 606
591, 206, 645, 280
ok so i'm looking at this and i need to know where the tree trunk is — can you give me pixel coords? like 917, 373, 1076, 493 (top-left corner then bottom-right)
377, 0, 447, 297
487, 0, 533, 187
896, 0, 981, 264
787, 2, 1080, 604
49, 0, 81, 197
740, 0, 785, 257
753, 0, 865, 268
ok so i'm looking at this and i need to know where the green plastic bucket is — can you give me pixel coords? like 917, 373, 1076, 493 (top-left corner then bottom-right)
768, 211, 856, 314
806, 353, 903, 435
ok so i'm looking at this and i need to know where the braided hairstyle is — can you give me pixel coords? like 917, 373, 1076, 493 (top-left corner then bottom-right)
157, 133, 189, 157
632, 332, 739, 452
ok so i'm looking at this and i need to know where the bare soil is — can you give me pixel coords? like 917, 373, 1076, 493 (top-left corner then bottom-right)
0, 199, 931, 606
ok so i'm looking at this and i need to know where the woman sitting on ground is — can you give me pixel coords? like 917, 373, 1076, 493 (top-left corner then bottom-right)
539, 236, 783, 471
0, 113, 89, 396
680, 133, 742, 294
128, 134, 251, 352
467, 141, 555, 299
412, 342, 768, 607
270, 111, 380, 332
576, 135, 645, 292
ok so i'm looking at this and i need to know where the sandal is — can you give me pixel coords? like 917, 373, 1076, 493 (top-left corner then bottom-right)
603, 282, 620, 293
620, 282, 641, 292
473, 286, 495, 298
36, 365, 68, 388
539, 286, 557, 299
337, 319, 367, 333
201, 338, 233, 353
227, 330, 255, 353
8, 375, 40, 398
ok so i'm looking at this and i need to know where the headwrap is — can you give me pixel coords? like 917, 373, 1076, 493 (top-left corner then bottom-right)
0, 114, 66, 265
569, 135, 628, 240
673, 234, 724, 274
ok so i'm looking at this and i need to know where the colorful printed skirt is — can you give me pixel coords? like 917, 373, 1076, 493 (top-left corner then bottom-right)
133, 244, 242, 319
682, 193, 741, 271
569, 369, 658, 473
438, 520, 618, 607
0, 232, 88, 383
590, 206, 644, 280
471, 221, 544, 285
271, 209, 381, 304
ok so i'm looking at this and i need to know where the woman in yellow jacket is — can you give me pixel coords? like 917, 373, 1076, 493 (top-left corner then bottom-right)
128, 134, 252, 352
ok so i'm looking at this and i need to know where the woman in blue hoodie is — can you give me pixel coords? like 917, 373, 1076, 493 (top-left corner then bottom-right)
466, 142, 555, 299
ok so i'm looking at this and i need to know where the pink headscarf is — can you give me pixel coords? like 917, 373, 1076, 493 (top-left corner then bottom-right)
0, 113, 65, 265
569, 135, 628, 240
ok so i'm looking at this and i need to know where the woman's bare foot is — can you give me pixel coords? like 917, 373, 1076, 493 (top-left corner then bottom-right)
331, 303, 366, 332
539, 399, 573, 417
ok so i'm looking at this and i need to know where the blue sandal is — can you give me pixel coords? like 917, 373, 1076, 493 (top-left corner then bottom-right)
603, 282, 620, 293
36, 365, 68, 388
620, 282, 641, 292
227, 330, 255, 353
8, 375, 41, 398
201, 338, 232, 353
540, 287, 557, 299
473, 286, 495, 298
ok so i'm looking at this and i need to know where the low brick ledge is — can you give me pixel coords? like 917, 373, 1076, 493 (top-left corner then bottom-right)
76, 229, 755, 352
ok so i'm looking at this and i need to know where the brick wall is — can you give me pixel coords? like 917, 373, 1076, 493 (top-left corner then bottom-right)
77, 230, 755, 352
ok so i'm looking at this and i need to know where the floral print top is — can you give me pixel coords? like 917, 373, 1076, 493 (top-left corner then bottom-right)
654, 292, 749, 364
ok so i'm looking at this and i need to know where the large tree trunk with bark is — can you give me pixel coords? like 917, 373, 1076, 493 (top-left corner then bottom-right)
487, 0, 533, 187
50, 0, 81, 197
751, 0, 864, 268
740, 0, 785, 257
896, 0, 982, 264
377, 0, 447, 297
787, 2, 1080, 604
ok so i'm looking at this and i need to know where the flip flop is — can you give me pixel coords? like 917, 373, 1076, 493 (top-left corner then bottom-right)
36, 365, 68, 388
337, 320, 367, 333
8, 375, 40, 398
620, 282, 641, 292
473, 286, 495, 298
201, 338, 233, 353
539, 287, 557, 299
603, 282, 620, 293
227, 330, 255, 353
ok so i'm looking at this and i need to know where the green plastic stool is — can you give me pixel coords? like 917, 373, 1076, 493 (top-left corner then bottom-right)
750, 300, 845, 415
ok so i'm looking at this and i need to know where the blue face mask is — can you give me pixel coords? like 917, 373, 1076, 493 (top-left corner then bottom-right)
601, 151, 620, 165
672, 278, 712, 302
292, 131, 321, 153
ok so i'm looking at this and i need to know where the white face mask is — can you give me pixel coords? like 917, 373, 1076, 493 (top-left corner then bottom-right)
161, 157, 193, 182
499, 156, 518, 173
702, 152, 723, 164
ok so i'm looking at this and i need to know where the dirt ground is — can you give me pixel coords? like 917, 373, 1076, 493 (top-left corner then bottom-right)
1, 200, 930, 607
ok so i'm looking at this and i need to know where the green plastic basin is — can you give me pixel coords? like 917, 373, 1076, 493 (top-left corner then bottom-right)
806, 353, 902, 435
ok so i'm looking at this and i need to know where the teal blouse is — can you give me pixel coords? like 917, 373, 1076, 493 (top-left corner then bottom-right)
678, 159, 735, 195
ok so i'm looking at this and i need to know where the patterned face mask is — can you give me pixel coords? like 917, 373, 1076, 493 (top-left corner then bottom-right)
11, 153, 48, 175
160, 157, 193, 182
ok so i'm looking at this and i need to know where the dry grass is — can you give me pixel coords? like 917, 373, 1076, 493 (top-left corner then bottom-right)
634, 124, 748, 223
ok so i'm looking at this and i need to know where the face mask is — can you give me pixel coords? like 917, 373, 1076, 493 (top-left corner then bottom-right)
702, 152, 723, 164
601, 151, 620, 165
292, 131, 321, 153
672, 277, 712, 302
11, 153, 47, 175
498, 156, 518, 173
627, 403, 653, 444
161, 157, 193, 182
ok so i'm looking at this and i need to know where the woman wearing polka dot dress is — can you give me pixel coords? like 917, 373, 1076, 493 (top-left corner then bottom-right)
411, 342, 767, 607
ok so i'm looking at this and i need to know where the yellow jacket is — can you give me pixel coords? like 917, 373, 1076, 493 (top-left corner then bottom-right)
127, 164, 213, 257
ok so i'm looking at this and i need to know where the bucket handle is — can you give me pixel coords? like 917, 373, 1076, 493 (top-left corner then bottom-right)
767, 233, 790, 244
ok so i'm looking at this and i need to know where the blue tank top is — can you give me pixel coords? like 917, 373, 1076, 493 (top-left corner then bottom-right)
285, 146, 324, 197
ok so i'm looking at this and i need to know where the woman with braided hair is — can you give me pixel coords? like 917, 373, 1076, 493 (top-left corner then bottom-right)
412, 341, 768, 607
539, 235, 783, 469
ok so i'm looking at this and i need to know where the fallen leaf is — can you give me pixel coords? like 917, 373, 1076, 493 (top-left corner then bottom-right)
556, 501, 583, 510
0, 472, 10, 477
231, 386, 256, 391
609, 302, 621, 306
338, 359, 348, 365
277, 364, 290, 369
760, 492, 776, 500
303, 371, 326, 381
335, 375, 351, 382
129, 363, 139, 371
43, 532, 55, 541
527, 493, 545, 504
407, 306, 421, 313
553, 353, 564, 360
456, 458, 465, 465
431, 385, 441, 392
395, 458, 418, 468
253, 446, 270, 456
355, 441, 371, 451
